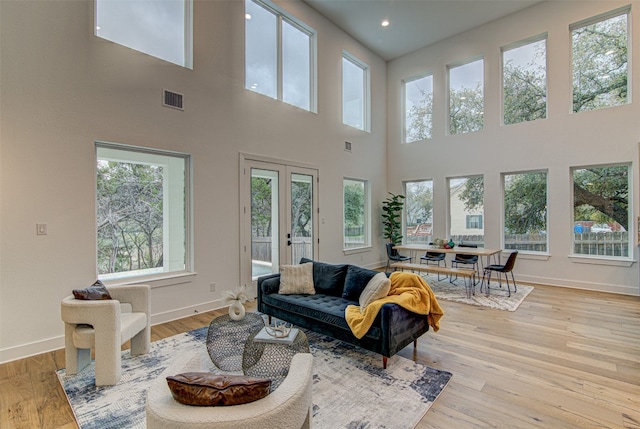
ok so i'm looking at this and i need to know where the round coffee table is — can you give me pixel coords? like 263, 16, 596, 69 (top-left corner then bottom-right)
242, 328, 310, 390
206, 312, 264, 372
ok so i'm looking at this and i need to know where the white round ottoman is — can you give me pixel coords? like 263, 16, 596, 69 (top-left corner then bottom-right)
145, 353, 313, 429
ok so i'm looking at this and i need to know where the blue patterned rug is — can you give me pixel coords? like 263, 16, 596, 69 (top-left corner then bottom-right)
58, 326, 452, 429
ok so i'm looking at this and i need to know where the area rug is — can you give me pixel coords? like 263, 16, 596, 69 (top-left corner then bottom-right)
58, 326, 452, 429
423, 274, 534, 311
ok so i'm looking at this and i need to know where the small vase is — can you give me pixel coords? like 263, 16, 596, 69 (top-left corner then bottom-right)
228, 300, 245, 320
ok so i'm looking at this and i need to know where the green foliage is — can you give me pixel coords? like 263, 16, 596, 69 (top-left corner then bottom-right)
449, 86, 484, 134
503, 49, 546, 125
504, 172, 548, 234
406, 89, 433, 142
251, 177, 272, 237
382, 193, 405, 244
291, 180, 312, 238
344, 182, 365, 228
97, 161, 164, 274
572, 13, 628, 113
573, 166, 628, 228
405, 182, 432, 226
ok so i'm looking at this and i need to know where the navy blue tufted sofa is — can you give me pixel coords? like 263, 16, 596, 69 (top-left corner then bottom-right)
257, 259, 431, 368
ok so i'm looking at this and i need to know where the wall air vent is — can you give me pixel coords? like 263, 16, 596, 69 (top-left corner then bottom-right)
162, 89, 184, 110
345, 141, 352, 152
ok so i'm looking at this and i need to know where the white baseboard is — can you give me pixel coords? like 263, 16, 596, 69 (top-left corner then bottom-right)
0, 299, 227, 365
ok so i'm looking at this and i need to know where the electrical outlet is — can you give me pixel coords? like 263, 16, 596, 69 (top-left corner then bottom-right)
210, 282, 216, 292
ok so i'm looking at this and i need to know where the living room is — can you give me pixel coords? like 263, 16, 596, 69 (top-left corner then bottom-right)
1, 0, 639, 426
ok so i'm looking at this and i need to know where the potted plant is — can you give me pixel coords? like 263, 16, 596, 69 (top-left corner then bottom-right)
382, 193, 405, 244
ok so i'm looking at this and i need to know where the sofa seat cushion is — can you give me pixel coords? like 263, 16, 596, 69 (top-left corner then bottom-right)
261, 293, 381, 340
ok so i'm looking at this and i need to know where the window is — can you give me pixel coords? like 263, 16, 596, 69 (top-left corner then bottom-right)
245, 0, 315, 111
466, 215, 483, 229
503, 36, 547, 125
95, 0, 192, 68
404, 180, 434, 244
572, 164, 630, 258
503, 171, 547, 252
343, 52, 370, 131
343, 179, 369, 249
571, 8, 629, 113
403, 74, 433, 143
96, 143, 191, 280
448, 58, 484, 135
449, 176, 484, 247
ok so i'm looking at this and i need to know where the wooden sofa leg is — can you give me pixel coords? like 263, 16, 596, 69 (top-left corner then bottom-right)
382, 356, 388, 369
414, 339, 417, 348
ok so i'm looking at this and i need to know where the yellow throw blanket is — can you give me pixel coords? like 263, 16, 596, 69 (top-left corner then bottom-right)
345, 271, 444, 339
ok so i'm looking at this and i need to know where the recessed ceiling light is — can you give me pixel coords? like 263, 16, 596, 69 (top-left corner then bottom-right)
245, 13, 252, 20
381, 19, 390, 28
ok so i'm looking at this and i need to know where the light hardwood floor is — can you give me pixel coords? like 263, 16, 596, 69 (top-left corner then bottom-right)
1, 284, 639, 428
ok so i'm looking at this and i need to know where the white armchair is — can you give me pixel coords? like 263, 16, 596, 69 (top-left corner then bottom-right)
60, 284, 150, 386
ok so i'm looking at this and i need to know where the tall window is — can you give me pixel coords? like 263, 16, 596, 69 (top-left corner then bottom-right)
343, 52, 370, 131
403, 74, 433, 143
572, 164, 630, 258
503, 171, 548, 252
449, 176, 484, 247
245, 0, 315, 111
95, 0, 192, 68
404, 180, 434, 244
449, 58, 484, 135
503, 36, 547, 125
343, 179, 369, 249
571, 8, 629, 113
96, 143, 190, 280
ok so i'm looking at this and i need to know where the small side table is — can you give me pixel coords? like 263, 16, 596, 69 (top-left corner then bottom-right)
206, 312, 264, 372
242, 329, 310, 390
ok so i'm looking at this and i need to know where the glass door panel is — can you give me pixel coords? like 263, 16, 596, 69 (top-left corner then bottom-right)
289, 172, 314, 263
251, 168, 280, 280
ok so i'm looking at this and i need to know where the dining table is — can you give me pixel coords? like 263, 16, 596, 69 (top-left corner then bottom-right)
393, 243, 502, 277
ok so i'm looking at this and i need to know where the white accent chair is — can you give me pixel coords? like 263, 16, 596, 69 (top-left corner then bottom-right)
60, 284, 150, 386
146, 352, 314, 429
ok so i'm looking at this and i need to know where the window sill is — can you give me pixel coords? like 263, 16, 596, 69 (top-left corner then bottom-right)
508, 251, 550, 261
102, 271, 197, 289
343, 246, 372, 255
568, 255, 634, 267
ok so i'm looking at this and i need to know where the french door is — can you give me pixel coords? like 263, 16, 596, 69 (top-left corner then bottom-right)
240, 156, 319, 292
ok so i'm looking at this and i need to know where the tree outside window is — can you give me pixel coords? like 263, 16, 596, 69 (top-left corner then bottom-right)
343, 179, 368, 249
404, 180, 433, 244
503, 171, 548, 252
572, 164, 630, 257
96, 144, 189, 279
403, 74, 433, 143
572, 9, 628, 113
450, 176, 484, 247
449, 58, 484, 135
503, 37, 547, 125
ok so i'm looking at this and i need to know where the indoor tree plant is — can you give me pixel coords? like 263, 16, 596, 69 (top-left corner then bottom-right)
382, 193, 405, 244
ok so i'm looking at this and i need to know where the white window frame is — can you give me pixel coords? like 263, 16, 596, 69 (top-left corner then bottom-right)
402, 73, 433, 143
502, 170, 549, 254
343, 177, 371, 252
245, 0, 317, 112
570, 6, 630, 113
96, 142, 193, 282
342, 51, 370, 132
95, 0, 193, 69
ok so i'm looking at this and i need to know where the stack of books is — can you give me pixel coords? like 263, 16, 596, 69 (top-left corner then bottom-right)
253, 327, 299, 345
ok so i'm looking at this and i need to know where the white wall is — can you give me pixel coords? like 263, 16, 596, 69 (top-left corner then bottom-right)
0, 0, 388, 362
387, 1, 640, 296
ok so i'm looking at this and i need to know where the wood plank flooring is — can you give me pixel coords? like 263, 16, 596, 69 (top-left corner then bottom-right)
1, 284, 638, 428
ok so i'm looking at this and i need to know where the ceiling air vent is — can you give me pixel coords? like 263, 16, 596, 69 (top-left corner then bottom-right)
162, 89, 184, 110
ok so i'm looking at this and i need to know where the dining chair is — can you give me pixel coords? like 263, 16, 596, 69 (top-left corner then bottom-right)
481, 250, 518, 297
385, 242, 411, 270
420, 243, 446, 280
450, 242, 479, 284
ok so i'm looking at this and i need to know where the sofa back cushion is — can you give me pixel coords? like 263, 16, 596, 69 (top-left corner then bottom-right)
342, 265, 380, 301
300, 258, 348, 297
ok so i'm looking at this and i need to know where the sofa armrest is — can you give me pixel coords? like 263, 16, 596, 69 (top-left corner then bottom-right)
258, 274, 281, 295
379, 303, 429, 357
